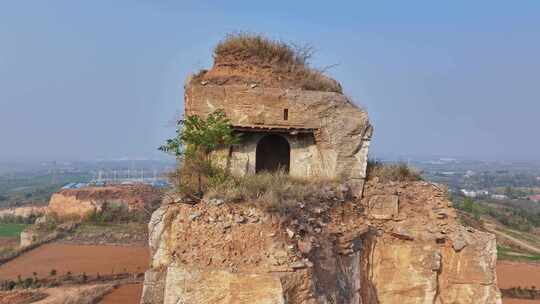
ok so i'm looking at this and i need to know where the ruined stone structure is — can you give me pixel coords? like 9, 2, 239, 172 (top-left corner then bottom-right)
185, 82, 373, 193
141, 181, 501, 304
141, 36, 501, 303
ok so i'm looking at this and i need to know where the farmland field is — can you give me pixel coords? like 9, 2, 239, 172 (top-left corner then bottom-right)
498, 261, 540, 303
0, 243, 149, 280
100, 283, 143, 304
0, 224, 26, 238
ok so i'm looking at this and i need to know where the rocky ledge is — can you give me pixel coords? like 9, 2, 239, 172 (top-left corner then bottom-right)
141, 180, 501, 304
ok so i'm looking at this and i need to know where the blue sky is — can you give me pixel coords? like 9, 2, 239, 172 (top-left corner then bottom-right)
1, 1, 539, 161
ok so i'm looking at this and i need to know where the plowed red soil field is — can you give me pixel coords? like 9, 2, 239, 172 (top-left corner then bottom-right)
498, 261, 540, 304
0, 243, 149, 279
497, 261, 540, 289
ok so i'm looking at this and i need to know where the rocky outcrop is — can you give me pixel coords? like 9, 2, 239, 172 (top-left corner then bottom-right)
141, 181, 501, 303
47, 185, 161, 219
19, 230, 37, 248
362, 180, 501, 304
0, 206, 46, 220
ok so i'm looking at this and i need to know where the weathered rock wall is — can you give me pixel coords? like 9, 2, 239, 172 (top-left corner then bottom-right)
141, 181, 501, 304
212, 132, 322, 178
361, 181, 501, 304
48, 193, 97, 218
185, 84, 372, 186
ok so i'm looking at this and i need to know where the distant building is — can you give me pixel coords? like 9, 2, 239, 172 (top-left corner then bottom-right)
491, 194, 508, 200
440, 171, 456, 176
478, 190, 489, 196
461, 189, 477, 198
461, 189, 488, 198
464, 170, 476, 178
529, 195, 540, 202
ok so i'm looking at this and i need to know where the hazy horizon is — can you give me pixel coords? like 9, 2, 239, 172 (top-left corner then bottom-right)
1, 1, 539, 162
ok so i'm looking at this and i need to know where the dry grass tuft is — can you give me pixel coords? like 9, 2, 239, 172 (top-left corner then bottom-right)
209, 32, 342, 93
205, 170, 344, 213
215, 32, 309, 67
366, 160, 422, 183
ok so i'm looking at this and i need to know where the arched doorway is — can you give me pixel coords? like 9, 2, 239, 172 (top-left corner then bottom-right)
256, 134, 290, 173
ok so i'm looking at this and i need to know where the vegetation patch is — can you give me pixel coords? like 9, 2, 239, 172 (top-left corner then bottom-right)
0, 271, 141, 292
160, 109, 240, 197
196, 33, 342, 93
160, 109, 349, 214
501, 286, 540, 300
454, 195, 540, 233
366, 160, 422, 183
215, 33, 309, 68
205, 170, 344, 213
497, 245, 540, 262
63, 222, 147, 246
0, 224, 27, 238
0, 171, 91, 208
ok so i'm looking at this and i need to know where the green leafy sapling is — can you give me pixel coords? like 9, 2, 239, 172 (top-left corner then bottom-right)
159, 109, 240, 195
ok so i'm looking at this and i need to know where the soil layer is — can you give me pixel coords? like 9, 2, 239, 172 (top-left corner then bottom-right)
0, 243, 149, 279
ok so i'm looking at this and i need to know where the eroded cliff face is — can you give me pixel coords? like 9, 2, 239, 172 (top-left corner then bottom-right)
48, 185, 162, 219
141, 181, 501, 304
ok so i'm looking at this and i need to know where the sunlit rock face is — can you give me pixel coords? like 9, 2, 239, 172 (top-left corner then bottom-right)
141, 181, 501, 304
185, 83, 373, 195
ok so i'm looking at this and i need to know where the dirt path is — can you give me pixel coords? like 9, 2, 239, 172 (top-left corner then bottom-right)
0, 243, 149, 280
485, 225, 540, 254
100, 283, 142, 304
36, 284, 114, 304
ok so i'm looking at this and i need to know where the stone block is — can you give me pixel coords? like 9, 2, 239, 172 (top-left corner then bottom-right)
368, 195, 399, 220
163, 267, 285, 304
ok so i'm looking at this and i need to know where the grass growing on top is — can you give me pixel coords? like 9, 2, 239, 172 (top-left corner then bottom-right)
366, 160, 422, 183
211, 33, 342, 93
205, 170, 343, 213
215, 33, 311, 67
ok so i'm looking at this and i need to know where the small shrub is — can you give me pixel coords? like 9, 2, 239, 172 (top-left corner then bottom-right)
50, 269, 57, 276
366, 160, 422, 182
6, 280, 15, 290
160, 110, 240, 196
22, 277, 33, 288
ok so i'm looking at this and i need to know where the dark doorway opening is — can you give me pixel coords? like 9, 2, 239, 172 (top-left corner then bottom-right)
256, 134, 290, 173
